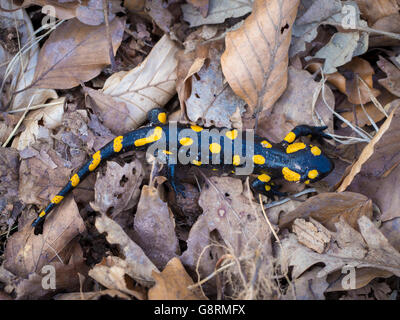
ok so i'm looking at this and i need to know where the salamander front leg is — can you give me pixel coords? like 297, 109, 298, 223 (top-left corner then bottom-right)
167, 164, 186, 198
281, 125, 332, 146
251, 175, 287, 199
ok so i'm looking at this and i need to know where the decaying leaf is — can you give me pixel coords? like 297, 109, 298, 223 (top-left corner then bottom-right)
31, 18, 125, 89
87, 35, 178, 134
338, 107, 400, 221
4, 196, 85, 278
186, 0, 209, 18
94, 213, 159, 286
279, 216, 400, 281
133, 185, 179, 270
279, 192, 373, 231
182, 0, 252, 27
148, 257, 207, 300
90, 160, 144, 217
221, 0, 300, 114
184, 41, 246, 128
292, 218, 331, 254
355, 0, 399, 24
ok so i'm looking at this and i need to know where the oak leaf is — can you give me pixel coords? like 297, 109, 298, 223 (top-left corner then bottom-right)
221, 0, 300, 114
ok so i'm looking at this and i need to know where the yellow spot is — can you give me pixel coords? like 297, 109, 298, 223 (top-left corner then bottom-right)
191, 125, 203, 132
39, 210, 46, 217
89, 151, 101, 171
286, 142, 306, 154
134, 127, 163, 147
233, 155, 241, 166
180, 137, 194, 146
158, 112, 167, 124
284, 132, 296, 143
192, 160, 202, 166
282, 167, 300, 182
212, 168, 218, 171
51, 195, 64, 204
225, 129, 238, 140
305, 180, 310, 185
308, 169, 319, 179
265, 185, 271, 191
113, 136, 123, 152
261, 140, 272, 148
70, 174, 80, 187
162, 150, 173, 155
209, 143, 221, 153
311, 146, 321, 156
253, 155, 265, 165
258, 174, 271, 183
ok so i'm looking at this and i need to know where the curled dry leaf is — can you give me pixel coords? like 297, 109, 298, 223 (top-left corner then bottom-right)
31, 18, 125, 89
377, 56, 400, 97
182, 0, 252, 27
183, 41, 246, 128
148, 257, 207, 300
280, 216, 400, 281
338, 107, 400, 221
221, 0, 300, 115
88, 256, 147, 299
133, 185, 179, 270
90, 160, 144, 217
279, 192, 373, 232
13, 97, 65, 151
4, 196, 85, 278
355, 0, 399, 24
94, 213, 158, 286
87, 35, 178, 134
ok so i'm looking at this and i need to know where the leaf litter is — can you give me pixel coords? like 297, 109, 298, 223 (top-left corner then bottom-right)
0, 0, 400, 300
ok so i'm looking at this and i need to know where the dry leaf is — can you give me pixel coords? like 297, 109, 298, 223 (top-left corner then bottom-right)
133, 185, 179, 270
279, 192, 373, 232
221, 0, 300, 114
370, 14, 400, 47
377, 56, 400, 97
4, 196, 85, 278
55, 289, 131, 300
184, 41, 246, 128
186, 0, 209, 18
292, 218, 331, 254
31, 18, 125, 89
87, 35, 178, 134
88, 256, 147, 299
90, 160, 144, 217
339, 107, 400, 221
280, 216, 400, 280
182, 0, 252, 27
355, 0, 399, 24
94, 213, 158, 286
148, 257, 207, 300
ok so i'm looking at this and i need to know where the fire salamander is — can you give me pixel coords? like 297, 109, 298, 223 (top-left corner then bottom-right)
32, 108, 334, 234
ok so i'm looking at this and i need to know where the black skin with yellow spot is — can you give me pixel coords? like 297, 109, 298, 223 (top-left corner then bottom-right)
32, 108, 334, 234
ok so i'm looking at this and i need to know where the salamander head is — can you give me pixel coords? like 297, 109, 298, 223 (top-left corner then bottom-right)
148, 108, 168, 125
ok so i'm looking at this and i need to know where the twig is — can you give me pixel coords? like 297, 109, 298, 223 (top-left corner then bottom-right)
102, 0, 116, 71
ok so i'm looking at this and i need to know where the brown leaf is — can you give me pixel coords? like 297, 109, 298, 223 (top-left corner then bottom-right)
370, 14, 400, 47
292, 218, 331, 254
279, 192, 373, 232
280, 216, 400, 280
377, 56, 400, 97
338, 107, 400, 221
90, 160, 144, 217
94, 213, 158, 286
133, 185, 179, 270
87, 35, 178, 134
355, 0, 399, 24
145, 0, 174, 33
148, 257, 207, 300
221, 0, 300, 114
88, 256, 147, 299
55, 289, 131, 300
184, 41, 246, 128
4, 196, 85, 278
32, 18, 125, 89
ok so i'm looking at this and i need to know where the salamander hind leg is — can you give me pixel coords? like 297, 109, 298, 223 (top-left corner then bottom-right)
281, 125, 332, 146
